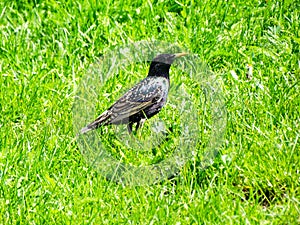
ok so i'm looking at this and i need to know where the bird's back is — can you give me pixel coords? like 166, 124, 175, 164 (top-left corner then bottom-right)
109, 76, 169, 124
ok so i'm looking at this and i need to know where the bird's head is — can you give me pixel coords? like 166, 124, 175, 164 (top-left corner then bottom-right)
148, 53, 188, 78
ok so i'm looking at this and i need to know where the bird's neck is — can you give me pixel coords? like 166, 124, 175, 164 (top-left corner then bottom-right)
147, 62, 170, 79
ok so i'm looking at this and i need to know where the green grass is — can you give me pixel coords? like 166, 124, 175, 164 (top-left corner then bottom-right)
0, 0, 299, 224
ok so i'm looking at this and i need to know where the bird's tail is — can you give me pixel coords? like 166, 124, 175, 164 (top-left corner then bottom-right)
78, 110, 111, 135
79, 126, 93, 135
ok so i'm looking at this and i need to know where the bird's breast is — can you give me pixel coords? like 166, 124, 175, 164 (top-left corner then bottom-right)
140, 77, 169, 92
144, 77, 169, 115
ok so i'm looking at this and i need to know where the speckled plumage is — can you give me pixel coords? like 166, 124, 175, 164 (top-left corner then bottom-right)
80, 53, 187, 134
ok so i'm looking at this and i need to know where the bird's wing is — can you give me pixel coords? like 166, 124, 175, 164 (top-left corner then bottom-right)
108, 78, 165, 124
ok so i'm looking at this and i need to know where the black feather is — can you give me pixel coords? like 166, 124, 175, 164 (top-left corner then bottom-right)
79, 53, 187, 134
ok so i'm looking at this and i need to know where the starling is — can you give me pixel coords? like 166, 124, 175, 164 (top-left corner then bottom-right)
79, 53, 187, 134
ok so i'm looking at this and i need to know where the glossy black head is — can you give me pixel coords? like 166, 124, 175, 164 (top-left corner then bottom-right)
147, 53, 187, 78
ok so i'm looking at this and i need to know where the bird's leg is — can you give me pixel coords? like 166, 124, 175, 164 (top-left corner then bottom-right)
136, 118, 146, 131
127, 122, 133, 134
136, 110, 148, 133
134, 118, 146, 139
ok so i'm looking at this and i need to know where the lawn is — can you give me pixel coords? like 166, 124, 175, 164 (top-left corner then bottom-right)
0, 0, 299, 224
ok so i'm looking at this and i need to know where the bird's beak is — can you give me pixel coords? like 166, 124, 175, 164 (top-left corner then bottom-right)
173, 52, 188, 58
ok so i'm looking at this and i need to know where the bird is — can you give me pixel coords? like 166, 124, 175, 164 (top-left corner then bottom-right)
79, 52, 187, 134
